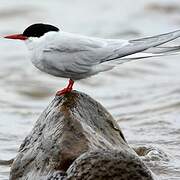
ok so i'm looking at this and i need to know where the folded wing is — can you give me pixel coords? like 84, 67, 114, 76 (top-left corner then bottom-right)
101, 30, 180, 63
42, 30, 180, 77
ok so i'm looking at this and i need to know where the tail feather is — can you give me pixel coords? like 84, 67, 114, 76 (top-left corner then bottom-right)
117, 30, 180, 58
102, 30, 180, 64
145, 46, 180, 54
123, 46, 180, 60
104, 46, 180, 66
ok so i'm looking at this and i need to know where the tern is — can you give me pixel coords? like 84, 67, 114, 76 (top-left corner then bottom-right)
4, 23, 180, 95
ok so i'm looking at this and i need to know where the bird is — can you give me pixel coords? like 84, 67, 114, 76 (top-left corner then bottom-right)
4, 23, 180, 95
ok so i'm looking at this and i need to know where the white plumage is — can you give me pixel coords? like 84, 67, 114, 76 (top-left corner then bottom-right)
25, 30, 180, 80
4, 23, 180, 94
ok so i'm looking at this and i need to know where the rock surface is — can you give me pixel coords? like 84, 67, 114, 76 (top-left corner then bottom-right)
66, 150, 155, 180
10, 91, 155, 180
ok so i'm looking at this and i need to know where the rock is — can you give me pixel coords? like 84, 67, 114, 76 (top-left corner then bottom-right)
66, 150, 155, 180
10, 91, 155, 180
134, 146, 170, 162
0, 158, 14, 166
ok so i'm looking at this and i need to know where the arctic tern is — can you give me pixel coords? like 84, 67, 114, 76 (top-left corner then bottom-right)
4, 23, 180, 95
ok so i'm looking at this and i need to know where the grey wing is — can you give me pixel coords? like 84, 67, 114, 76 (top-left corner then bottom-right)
100, 29, 180, 63
42, 32, 128, 77
42, 30, 180, 77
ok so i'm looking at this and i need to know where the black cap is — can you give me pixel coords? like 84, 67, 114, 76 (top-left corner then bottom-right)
23, 23, 59, 38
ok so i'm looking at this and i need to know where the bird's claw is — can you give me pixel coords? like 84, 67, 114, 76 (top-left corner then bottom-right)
56, 87, 72, 96
56, 79, 74, 96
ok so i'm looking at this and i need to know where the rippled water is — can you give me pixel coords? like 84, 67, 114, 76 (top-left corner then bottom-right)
0, 0, 180, 179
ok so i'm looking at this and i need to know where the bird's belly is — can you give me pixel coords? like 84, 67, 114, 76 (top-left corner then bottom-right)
32, 59, 70, 77
31, 58, 93, 80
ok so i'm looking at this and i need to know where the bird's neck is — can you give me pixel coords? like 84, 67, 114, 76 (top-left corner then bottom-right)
25, 37, 40, 51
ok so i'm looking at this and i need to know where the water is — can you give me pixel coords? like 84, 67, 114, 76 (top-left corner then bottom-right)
0, 0, 180, 179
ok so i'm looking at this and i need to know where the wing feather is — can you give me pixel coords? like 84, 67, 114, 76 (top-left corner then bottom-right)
40, 30, 180, 78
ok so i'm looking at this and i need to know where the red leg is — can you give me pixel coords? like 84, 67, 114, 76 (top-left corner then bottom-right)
56, 79, 74, 96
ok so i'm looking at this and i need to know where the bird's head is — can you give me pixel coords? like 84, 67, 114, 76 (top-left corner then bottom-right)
4, 23, 59, 40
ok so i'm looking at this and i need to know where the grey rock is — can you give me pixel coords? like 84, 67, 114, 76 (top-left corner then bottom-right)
67, 150, 154, 180
10, 91, 155, 180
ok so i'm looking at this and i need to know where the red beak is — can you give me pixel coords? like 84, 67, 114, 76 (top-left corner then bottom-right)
4, 34, 28, 40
